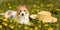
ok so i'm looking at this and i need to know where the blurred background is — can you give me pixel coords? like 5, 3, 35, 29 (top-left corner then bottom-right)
0, 0, 60, 30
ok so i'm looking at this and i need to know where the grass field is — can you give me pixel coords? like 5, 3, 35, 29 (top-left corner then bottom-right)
0, 0, 60, 30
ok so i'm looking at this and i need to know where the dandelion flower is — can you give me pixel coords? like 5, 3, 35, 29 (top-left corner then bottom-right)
24, 26, 28, 30
9, 25, 14, 29
3, 18, 7, 21
14, 18, 18, 22
2, 22, 8, 26
48, 27, 54, 30
56, 8, 60, 11
0, 25, 2, 29
9, 6, 12, 9
40, 4, 43, 7
33, 5, 36, 7
44, 23, 48, 26
28, 22, 34, 26
34, 27, 38, 30
30, 28, 33, 30
55, 24, 59, 27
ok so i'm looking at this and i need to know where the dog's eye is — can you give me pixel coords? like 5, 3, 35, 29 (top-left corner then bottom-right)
20, 10, 21, 12
24, 10, 25, 11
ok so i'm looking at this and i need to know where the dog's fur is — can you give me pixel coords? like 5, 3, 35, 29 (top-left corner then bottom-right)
30, 11, 57, 23
5, 5, 29, 25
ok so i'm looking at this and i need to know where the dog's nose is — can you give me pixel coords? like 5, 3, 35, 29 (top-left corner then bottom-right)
22, 14, 24, 16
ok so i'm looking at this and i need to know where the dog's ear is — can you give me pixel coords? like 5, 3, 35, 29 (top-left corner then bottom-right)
16, 5, 21, 10
23, 5, 29, 10
16, 5, 29, 10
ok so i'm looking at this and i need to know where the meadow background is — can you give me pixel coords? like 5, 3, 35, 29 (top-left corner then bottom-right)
0, 0, 60, 30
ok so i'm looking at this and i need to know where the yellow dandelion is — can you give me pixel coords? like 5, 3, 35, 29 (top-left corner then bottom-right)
0, 17, 3, 19
47, 4, 53, 7
28, 22, 34, 26
3, 18, 7, 21
33, 5, 36, 7
31, 10, 34, 13
37, 6, 40, 8
56, 8, 60, 11
48, 27, 54, 30
8, 3, 11, 6
40, 4, 43, 7
14, 18, 18, 22
38, 25, 41, 28
0, 25, 2, 29
34, 27, 38, 30
9, 6, 12, 9
47, 4, 50, 7
44, 23, 48, 26
37, 9, 40, 12
55, 24, 59, 27
10, 20, 13, 22
2, 22, 8, 26
24, 26, 28, 30
49, 4, 53, 7
9, 25, 14, 29
30, 28, 33, 30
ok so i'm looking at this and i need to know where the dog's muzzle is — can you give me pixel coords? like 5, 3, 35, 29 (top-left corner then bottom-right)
22, 14, 24, 16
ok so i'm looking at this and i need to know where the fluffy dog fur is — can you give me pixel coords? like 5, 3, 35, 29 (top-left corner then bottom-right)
5, 5, 29, 25
30, 11, 57, 23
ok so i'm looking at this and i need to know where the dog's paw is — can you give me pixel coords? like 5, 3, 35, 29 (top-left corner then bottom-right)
30, 14, 37, 19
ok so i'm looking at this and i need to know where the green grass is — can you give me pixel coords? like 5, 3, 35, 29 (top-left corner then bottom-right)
0, 0, 60, 30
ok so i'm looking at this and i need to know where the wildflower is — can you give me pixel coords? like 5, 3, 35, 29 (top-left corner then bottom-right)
10, 20, 13, 22
49, 4, 53, 7
44, 23, 48, 26
56, 8, 60, 11
47, 4, 53, 7
9, 6, 12, 9
30, 28, 33, 30
28, 22, 34, 26
0, 25, 2, 29
8, 3, 11, 6
3, 18, 7, 21
33, 5, 36, 7
2, 22, 8, 26
34, 27, 38, 30
0, 17, 3, 19
55, 24, 59, 27
31, 10, 34, 13
48, 27, 54, 30
9, 25, 14, 29
38, 25, 41, 28
40, 4, 43, 7
14, 18, 18, 22
37, 9, 40, 12
24, 26, 28, 30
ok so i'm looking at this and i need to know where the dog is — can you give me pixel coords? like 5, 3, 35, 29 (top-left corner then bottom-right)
5, 5, 29, 25
30, 11, 57, 23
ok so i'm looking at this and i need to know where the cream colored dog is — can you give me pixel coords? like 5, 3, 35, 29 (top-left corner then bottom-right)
30, 11, 57, 23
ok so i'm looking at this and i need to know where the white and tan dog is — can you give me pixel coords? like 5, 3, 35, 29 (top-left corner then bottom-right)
5, 5, 29, 25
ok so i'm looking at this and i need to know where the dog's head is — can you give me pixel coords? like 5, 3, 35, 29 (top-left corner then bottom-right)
16, 5, 29, 17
